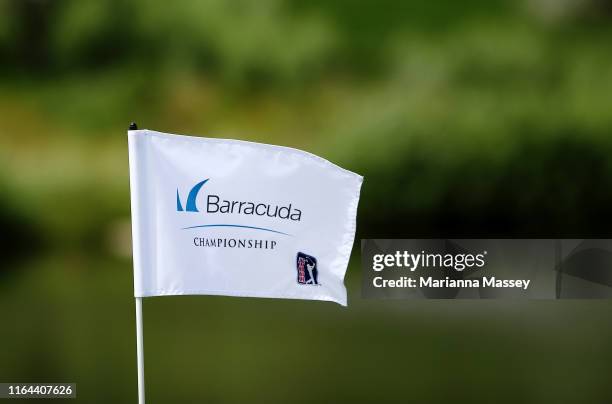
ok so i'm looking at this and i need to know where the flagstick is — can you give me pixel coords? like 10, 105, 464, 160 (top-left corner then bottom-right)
135, 297, 145, 404
129, 122, 145, 403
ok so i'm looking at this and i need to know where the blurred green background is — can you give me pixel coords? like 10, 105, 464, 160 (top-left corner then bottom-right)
1, 0, 612, 402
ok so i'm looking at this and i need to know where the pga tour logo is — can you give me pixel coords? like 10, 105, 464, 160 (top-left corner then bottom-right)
297, 252, 319, 285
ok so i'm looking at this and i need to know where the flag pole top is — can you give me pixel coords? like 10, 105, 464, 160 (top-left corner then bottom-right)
129, 122, 138, 130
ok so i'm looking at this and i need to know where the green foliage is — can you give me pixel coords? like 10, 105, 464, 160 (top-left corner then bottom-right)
43, 0, 337, 88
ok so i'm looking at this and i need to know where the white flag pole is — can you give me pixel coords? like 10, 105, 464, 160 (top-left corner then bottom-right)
135, 296, 145, 404
130, 121, 146, 404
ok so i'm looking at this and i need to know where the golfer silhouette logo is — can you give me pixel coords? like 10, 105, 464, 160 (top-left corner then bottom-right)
297, 252, 319, 285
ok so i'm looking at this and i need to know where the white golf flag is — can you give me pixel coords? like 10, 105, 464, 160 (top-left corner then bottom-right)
128, 129, 362, 306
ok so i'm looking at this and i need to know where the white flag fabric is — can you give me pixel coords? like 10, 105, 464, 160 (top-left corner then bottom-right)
128, 129, 362, 306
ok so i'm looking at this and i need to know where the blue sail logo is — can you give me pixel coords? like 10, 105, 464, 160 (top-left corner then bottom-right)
176, 179, 209, 212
